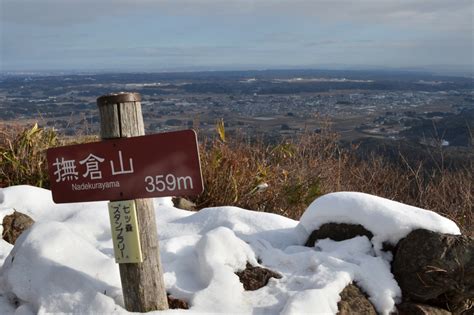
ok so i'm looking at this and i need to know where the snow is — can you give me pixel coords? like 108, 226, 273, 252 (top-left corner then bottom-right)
299, 191, 460, 253
0, 186, 460, 314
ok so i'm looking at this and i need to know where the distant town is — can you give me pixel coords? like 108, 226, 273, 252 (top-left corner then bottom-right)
0, 69, 473, 150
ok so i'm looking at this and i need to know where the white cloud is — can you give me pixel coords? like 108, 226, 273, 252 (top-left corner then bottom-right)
1, 0, 472, 33
1, 0, 472, 70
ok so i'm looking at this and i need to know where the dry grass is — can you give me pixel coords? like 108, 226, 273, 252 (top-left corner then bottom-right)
0, 124, 58, 188
0, 124, 98, 188
339, 155, 473, 234
195, 122, 473, 235
195, 125, 343, 218
0, 123, 472, 235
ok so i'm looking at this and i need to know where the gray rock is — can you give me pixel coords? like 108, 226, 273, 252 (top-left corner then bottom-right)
235, 263, 282, 291
2, 210, 35, 245
337, 283, 377, 315
393, 229, 473, 315
167, 294, 189, 309
172, 197, 197, 211
305, 223, 373, 247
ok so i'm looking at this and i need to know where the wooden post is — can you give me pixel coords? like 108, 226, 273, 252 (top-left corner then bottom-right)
97, 92, 169, 312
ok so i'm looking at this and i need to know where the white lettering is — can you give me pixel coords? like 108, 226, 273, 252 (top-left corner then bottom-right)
110, 151, 134, 175
71, 181, 120, 191
144, 174, 194, 193
79, 154, 105, 180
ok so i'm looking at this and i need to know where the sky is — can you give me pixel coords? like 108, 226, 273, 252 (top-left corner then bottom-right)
1, 0, 473, 73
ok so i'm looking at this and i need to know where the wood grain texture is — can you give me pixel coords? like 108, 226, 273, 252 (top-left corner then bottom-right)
98, 103, 120, 138
97, 94, 169, 312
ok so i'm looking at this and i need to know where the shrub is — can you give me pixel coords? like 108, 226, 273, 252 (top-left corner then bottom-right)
0, 123, 471, 235
0, 124, 58, 188
195, 122, 472, 235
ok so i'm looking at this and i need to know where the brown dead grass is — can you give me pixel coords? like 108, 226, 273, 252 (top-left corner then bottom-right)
195, 124, 473, 235
1, 123, 472, 235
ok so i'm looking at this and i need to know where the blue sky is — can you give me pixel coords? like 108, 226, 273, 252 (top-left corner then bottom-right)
1, 0, 473, 72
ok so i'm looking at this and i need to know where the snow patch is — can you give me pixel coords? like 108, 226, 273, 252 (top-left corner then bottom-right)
0, 221, 122, 314
299, 191, 460, 252
0, 186, 460, 314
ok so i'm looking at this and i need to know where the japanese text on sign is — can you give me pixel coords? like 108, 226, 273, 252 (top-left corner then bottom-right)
53, 150, 134, 182
47, 130, 204, 203
108, 200, 143, 264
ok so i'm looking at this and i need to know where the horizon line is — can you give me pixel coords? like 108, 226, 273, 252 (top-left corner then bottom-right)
2, 64, 474, 77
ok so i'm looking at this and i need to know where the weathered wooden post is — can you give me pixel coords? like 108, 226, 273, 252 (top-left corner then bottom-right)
97, 92, 169, 312
47, 92, 203, 312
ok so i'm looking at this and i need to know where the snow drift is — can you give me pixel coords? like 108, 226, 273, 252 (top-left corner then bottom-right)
0, 186, 460, 314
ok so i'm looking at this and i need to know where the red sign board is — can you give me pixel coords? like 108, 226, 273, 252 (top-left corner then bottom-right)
47, 130, 203, 203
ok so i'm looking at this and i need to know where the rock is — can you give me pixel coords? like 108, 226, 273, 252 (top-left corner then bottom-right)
397, 302, 452, 315
167, 294, 189, 309
337, 283, 377, 315
393, 229, 474, 314
172, 197, 197, 211
235, 263, 282, 291
2, 211, 35, 245
305, 223, 373, 247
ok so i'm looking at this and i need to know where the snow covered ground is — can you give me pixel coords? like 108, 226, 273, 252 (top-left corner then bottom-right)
0, 185, 460, 314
